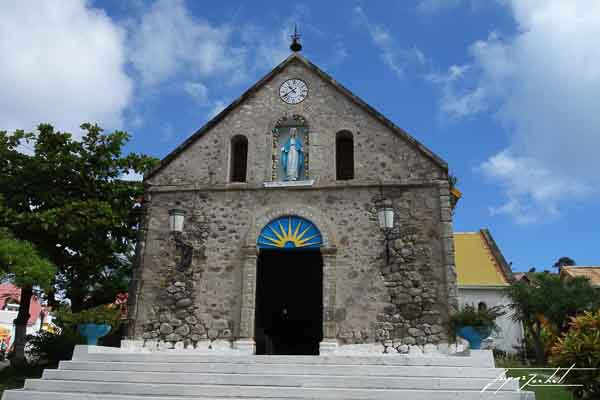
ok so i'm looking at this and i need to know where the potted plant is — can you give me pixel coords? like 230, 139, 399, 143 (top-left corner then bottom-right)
59, 305, 121, 346
449, 304, 505, 349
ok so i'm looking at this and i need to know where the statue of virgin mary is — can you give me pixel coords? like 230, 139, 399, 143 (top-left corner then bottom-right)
280, 127, 304, 181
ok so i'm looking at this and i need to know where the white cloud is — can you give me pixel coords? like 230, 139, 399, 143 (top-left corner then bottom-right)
207, 100, 227, 120
479, 151, 589, 224
331, 40, 349, 66
120, 170, 144, 181
426, 65, 488, 119
430, 0, 600, 223
240, 3, 316, 72
184, 82, 209, 105
354, 6, 426, 78
240, 25, 289, 72
129, 0, 246, 87
128, 0, 304, 110
417, 0, 483, 13
0, 1, 338, 140
0, 1, 132, 133
418, 0, 463, 13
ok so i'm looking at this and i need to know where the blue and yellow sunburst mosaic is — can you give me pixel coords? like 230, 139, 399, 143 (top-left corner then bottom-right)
257, 216, 323, 250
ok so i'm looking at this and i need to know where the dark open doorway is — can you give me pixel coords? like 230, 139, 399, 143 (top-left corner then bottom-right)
255, 250, 323, 355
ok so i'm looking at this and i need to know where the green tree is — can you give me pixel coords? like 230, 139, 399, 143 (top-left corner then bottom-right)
506, 272, 599, 364
0, 229, 56, 367
551, 310, 600, 399
553, 256, 576, 271
0, 124, 158, 312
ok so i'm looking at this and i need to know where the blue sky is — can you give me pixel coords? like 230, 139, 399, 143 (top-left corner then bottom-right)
1, 1, 599, 271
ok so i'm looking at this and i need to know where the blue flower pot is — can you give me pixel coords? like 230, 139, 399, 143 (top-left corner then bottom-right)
78, 323, 111, 346
457, 326, 491, 349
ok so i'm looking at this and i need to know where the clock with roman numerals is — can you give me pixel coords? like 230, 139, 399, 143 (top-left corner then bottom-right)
279, 79, 308, 104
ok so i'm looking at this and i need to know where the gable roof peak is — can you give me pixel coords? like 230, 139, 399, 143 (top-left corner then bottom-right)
145, 52, 448, 180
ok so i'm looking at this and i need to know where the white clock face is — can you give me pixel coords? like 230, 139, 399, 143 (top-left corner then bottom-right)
279, 79, 308, 104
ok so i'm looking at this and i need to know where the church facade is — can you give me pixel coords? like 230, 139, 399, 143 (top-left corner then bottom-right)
128, 53, 459, 355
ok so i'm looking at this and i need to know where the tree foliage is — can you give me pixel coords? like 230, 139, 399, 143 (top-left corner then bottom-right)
553, 256, 576, 270
506, 272, 599, 364
0, 123, 158, 311
0, 228, 56, 366
551, 310, 600, 399
0, 229, 55, 289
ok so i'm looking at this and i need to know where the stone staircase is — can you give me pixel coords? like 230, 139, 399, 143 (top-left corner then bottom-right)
2, 345, 534, 399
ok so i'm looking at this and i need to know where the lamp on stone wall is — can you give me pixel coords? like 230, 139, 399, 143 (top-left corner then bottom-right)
169, 208, 185, 233
377, 198, 400, 265
377, 199, 394, 230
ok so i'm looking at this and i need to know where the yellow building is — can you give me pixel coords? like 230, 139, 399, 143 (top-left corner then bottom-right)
454, 229, 523, 353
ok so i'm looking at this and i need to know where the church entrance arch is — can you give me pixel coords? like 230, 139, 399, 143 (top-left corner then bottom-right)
237, 209, 338, 355
254, 216, 323, 355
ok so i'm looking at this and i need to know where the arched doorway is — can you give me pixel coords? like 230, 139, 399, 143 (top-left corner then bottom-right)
254, 216, 323, 355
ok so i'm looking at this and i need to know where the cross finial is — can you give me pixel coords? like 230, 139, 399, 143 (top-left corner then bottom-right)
290, 24, 302, 52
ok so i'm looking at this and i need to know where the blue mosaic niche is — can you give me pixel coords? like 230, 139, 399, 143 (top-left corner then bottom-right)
257, 216, 322, 250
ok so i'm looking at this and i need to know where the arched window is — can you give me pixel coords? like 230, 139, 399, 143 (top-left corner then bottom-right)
336, 131, 354, 180
230, 135, 248, 183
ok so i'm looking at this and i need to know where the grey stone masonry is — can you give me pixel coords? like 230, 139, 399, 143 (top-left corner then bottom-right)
127, 54, 460, 352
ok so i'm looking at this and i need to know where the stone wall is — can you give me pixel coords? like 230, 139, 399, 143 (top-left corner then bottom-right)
130, 184, 456, 349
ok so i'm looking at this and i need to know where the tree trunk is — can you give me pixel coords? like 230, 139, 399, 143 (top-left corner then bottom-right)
532, 320, 546, 365
11, 285, 33, 367
45, 286, 59, 310
68, 284, 86, 313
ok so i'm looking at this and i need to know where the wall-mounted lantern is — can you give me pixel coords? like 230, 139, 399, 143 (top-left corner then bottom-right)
377, 198, 400, 265
168, 208, 193, 270
377, 200, 394, 230
169, 208, 185, 233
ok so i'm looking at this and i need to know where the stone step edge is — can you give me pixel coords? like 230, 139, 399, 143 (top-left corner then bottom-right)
47, 369, 507, 379
2, 390, 535, 400
74, 355, 480, 361
72, 346, 495, 367
56, 366, 505, 379
58, 362, 509, 371
44, 370, 511, 381
25, 379, 524, 393
68, 357, 489, 367
38, 374, 519, 391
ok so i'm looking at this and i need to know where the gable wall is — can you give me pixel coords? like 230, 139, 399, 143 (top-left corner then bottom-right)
147, 59, 445, 187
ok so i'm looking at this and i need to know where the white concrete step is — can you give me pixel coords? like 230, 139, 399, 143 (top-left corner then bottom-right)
71, 352, 493, 367
41, 369, 520, 391
59, 360, 504, 378
2, 347, 534, 400
11, 381, 535, 400
2, 390, 536, 400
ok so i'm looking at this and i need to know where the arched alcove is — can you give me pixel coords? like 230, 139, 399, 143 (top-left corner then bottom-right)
236, 207, 338, 354
271, 114, 309, 181
254, 215, 323, 354
257, 215, 322, 250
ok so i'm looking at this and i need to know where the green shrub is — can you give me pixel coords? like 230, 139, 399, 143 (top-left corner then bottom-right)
550, 310, 600, 399
448, 304, 505, 342
57, 304, 122, 332
26, 304, 122, 365
25, 330, 84, 365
